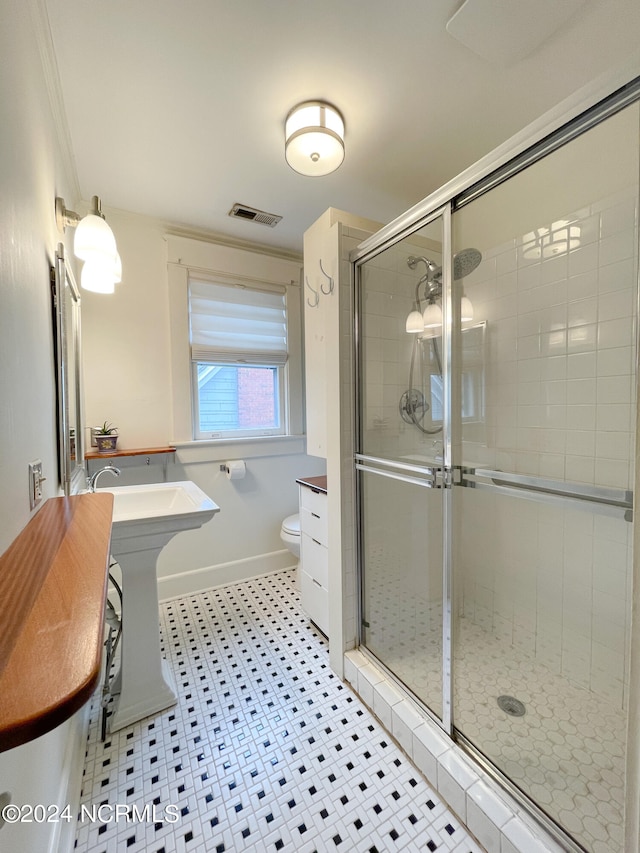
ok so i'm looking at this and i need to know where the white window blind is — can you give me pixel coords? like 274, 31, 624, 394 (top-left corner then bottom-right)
189, 278, 288, 365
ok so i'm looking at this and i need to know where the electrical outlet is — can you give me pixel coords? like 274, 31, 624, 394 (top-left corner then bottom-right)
28, 460, 45, 510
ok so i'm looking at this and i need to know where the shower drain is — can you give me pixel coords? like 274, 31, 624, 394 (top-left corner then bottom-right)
497, 695, 526, 717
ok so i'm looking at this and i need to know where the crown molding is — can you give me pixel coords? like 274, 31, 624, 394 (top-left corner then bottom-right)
29, 0, 81, 202
164, 224, 302, 264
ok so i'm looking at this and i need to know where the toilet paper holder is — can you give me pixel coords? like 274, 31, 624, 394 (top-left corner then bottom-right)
220, 460, 246, 480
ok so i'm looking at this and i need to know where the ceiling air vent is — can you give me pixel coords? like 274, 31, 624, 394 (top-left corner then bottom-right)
228, 203, 282, 227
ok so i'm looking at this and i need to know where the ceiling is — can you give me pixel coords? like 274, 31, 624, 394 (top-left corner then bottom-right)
45, 0, 640, 255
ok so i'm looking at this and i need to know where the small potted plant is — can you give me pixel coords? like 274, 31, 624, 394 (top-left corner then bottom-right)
95, 421, 119, 453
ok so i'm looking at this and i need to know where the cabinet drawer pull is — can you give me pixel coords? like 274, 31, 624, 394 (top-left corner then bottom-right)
311, 512, 320, 519
312, 578, 322, 587
312, 537, 322, 546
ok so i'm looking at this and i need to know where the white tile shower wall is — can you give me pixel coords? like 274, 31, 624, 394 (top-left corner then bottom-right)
462, 189, 637, 485
460, 188, 638, 710
361, 240, 444, 464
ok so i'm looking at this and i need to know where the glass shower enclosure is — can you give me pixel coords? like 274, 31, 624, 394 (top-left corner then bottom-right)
357, 214, 447, 723
355, 99, 638, 853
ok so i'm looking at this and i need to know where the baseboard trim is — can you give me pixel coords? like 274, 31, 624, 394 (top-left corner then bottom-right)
158, 550, 296, 601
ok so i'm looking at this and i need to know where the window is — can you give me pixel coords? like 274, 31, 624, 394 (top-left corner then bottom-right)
423, 323, 486, 428
189, 278, 288, 439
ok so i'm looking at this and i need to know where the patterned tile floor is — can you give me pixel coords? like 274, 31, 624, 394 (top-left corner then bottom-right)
365, 556, 626, 853
74, 570, 485, 853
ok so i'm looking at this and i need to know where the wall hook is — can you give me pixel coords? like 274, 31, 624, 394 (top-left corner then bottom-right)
319, 258, 334, 295
305, 275, 319, 308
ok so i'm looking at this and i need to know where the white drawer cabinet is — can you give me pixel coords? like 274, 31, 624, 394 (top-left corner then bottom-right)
300, 482, 327, 518
299, 482, 329, 636
300, 570, 329, 637
301, 533, 328, 589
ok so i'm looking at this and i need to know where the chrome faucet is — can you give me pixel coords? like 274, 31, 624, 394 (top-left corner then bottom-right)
88, 465, 121, 492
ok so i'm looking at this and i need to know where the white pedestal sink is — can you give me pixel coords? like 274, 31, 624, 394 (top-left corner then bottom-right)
104, 481, 220, 732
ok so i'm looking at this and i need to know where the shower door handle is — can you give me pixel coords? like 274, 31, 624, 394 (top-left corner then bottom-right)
462, 467, 633, 521
355, 463, 441, 489
355, 453, 445, 488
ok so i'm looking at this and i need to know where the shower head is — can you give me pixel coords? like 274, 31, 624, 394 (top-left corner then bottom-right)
408, 249, 481, 282
407, 256, 438, 273
453, 248, 482, 280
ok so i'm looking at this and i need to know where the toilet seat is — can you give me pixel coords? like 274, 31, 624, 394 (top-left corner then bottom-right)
281, 513, 300, 536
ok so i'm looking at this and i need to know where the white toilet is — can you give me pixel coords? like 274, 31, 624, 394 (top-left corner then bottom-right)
280, 513, 301, 589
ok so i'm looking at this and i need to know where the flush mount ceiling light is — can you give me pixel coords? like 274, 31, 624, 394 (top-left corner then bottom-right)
55, 195, 121, 293
522, 221, 581, 260
285, 101, 345, 177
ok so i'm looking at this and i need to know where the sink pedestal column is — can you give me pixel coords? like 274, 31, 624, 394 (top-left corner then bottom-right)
109, 538, 177, 732
103, 481, 220, 733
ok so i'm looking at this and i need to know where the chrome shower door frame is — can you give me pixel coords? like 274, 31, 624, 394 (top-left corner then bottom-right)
354, 203, 455, 731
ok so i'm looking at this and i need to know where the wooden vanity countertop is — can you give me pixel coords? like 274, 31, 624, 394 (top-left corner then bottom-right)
0, 493, 113, 752
296, 475, 327, 493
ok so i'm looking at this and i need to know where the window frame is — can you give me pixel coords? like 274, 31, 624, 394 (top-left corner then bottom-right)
188, 275, 290, 441
422, 321, 487, 430
191, 360, 286, 440
167, 243, 303, 447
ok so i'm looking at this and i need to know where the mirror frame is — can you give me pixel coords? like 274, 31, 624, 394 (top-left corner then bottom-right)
52, 243, 85, 495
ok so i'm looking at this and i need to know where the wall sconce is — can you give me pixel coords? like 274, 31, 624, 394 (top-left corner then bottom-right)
423, 301, 443, 329
55, 195, 121, 293
405, 305, 426, 334
460, 295, 474, 322
406, 293, 473, 334
405, 251, 478, 334
285, 101, 345, 176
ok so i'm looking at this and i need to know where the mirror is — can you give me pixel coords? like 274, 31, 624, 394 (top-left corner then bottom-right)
52, 243, 85, 494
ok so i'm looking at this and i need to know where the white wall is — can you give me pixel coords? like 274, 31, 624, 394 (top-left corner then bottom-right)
0, 0, 74, 551
82, 213, 326, 597
0, 1, 87, 850
81, 210, 172, 448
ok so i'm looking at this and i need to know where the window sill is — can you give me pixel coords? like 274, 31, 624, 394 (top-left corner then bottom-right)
172, 434, 306, 463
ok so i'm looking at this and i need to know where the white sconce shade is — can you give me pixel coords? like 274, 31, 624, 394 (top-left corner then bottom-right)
423, 302, 443, 329
406, 309, 425, 333
56, 195, 121, 293
285, 101, 345, 176
81, 259, 116, 294
73, 213, 117, 263
113, 252, 122, 284
461, 295, 474, 322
